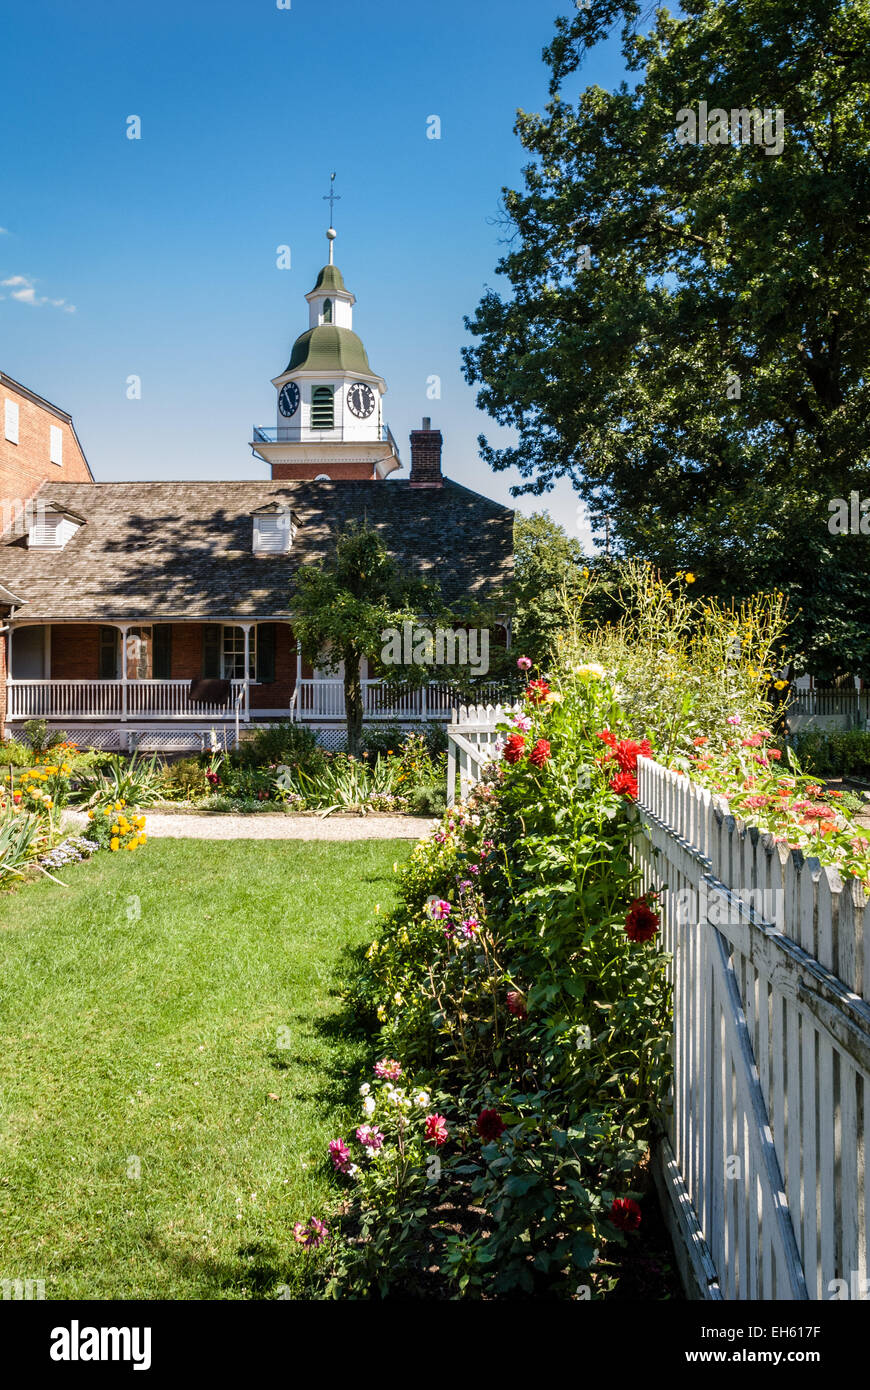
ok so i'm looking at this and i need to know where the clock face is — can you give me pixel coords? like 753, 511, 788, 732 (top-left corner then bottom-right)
278, 382, 300, 418
347, 382, 376, 419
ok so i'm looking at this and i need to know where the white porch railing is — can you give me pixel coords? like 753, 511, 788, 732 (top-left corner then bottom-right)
7, 679, 247, 722
294, 679, 506, 723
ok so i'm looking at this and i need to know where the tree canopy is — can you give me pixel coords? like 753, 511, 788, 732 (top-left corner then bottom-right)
463, 0, 870, 675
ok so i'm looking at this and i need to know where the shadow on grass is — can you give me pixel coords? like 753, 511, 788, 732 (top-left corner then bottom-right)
156, 1237, 296, 1300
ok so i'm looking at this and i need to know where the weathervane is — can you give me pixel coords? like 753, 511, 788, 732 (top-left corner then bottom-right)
323, 172, 341, 262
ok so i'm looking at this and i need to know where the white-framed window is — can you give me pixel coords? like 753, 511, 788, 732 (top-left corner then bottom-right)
4, 399, 19, 444
222, 625, 257, 680
50, 425, 63, 465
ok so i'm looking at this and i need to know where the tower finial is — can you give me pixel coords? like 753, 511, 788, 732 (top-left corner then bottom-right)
323, 172, 341, 263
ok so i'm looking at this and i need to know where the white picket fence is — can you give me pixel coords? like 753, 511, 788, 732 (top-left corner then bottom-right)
446, 703, 521, 807
442, 703, 870, 1300
636, 755, 869, 1300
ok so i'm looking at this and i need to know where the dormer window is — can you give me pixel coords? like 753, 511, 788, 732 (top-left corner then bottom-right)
27, 506, 83, 549
311, 385, 334, 430
322, 298, 333, 323
252, 505, 296, 554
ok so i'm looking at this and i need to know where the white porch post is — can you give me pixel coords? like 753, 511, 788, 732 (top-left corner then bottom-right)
119, 625, 129, 723
6, 626, 12, 720
242, 623, 252, 724
294, 637, 302, 722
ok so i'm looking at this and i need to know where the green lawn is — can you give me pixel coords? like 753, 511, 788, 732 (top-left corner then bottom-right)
0, 838, 411, 1299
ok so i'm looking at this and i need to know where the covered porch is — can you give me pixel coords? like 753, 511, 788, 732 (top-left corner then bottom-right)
6, 619, 298, 727
4, 620, 498, 741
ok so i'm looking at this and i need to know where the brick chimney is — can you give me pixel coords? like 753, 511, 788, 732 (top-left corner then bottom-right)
409, 417, 443, 488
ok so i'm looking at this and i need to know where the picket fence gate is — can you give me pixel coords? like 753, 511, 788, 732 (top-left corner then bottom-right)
444, 704, 870, 1300
446, 703, 520, 807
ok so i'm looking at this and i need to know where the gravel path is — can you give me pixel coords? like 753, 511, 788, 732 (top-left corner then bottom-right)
63, 810, 435, 841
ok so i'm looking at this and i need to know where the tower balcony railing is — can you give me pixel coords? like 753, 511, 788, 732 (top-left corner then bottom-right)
252, 424, 399, 450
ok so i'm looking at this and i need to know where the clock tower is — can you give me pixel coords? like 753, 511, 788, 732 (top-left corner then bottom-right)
250, 227, 402, 481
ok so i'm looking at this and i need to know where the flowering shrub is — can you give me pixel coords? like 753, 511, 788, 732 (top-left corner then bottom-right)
669, 726, 870, 887
309, 664, 672, 1299
85, 802, 148, 853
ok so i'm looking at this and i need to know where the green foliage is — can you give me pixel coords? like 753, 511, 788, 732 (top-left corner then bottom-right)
320, 669, 672, 1298
788, 729, 870, 779
22, 719, 67, 752
71, 752, 165, 809
0, 805, 46, 882
282, 752, 407, 816
291, 521, 438, 751
158, 757, 211, 802
463, 0, 870, 673
0, 739, 36, 768
556, 561, 790, 760
231, 721, 323, 771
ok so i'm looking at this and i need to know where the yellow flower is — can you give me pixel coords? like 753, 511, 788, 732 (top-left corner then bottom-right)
774, 679, 788, 691
110, 837, 120, 851
138, 834, 147, 845
544, 692, 564, 704
127, 841, 137, 851
87, 810, 95, 820
685, 572, 696, 584
112, 824, 120, 834
376, 1004, 387, 1022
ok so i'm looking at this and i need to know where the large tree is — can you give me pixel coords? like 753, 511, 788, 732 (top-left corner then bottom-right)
463, 0, 870, 675
291, 521, 433, 752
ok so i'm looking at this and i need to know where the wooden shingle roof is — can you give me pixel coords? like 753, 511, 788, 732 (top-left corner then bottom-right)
0, 479, 513, 621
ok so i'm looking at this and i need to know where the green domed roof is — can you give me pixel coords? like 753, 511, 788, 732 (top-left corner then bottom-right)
312, 263, 347, 293
285, 324, 373, 375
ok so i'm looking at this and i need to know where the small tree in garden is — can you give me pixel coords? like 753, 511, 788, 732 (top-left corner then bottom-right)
290, 521, 435, 753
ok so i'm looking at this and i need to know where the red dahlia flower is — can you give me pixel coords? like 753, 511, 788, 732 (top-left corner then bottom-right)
476, 1108, 506, 1142
609, 1197, 642, 1233
528, 738, 551, 768
625, 895, 660, 943
609, 771, 639, 799
506, 990, 527, 1019
597, 729, 618, 749
614, 737, 654, 773
503, 733, 526, 764
525, 679, 550, 704
424, 1114, 449, 1147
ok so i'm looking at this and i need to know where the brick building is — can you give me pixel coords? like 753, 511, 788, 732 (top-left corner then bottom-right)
1, 372, 93, 512
0, 234, 513, 748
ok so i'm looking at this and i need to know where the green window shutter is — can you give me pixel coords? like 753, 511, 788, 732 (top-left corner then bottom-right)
256, 623, 275, 683
311, 385, 334, 429
202, 626, 221, 678
99, 627, 118, 679
154, 624, 172, 679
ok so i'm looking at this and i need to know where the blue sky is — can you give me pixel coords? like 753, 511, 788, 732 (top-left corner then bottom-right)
1, 0, 628, 543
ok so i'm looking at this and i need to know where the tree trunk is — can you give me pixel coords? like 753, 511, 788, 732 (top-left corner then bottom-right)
344, 650, 363, 754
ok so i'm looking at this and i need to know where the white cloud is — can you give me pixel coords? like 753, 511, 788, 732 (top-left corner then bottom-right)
0, 273, 75, 313
0, 227, 9, 235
